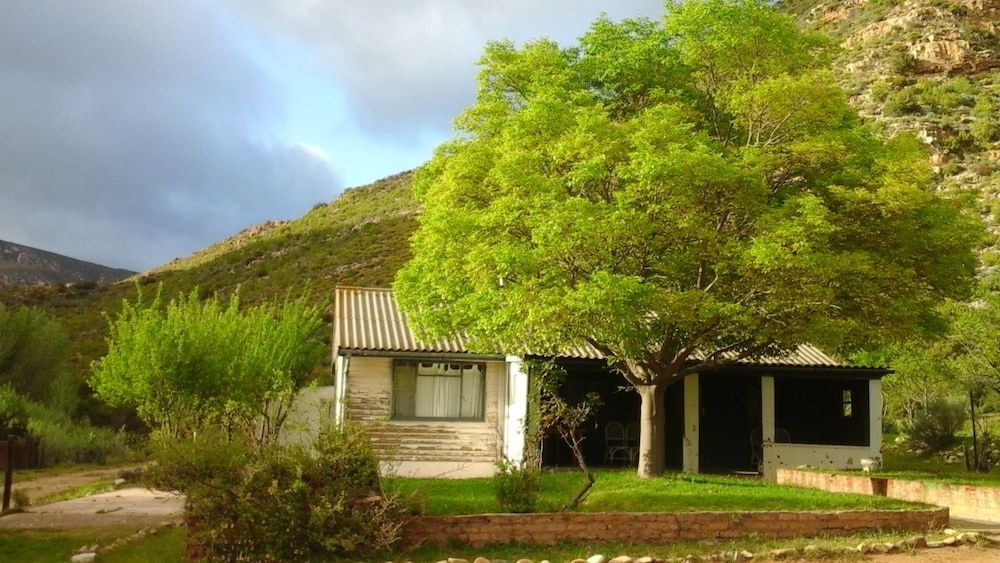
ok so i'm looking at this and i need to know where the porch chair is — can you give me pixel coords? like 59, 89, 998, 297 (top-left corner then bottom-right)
625, 422, 640, 465
604, 422, 631, 465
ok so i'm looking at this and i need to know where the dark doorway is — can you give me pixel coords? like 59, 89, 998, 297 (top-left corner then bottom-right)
665, 381, 685, 470
539, 359, 640, 468
698, 374, 761, 473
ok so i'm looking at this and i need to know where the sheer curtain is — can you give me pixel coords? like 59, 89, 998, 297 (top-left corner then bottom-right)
461, 364, 484, 419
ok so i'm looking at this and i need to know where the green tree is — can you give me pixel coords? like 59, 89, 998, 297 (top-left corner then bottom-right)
0, 305, 70, 406
395, 0, 982, 477
90, 290, 325, 443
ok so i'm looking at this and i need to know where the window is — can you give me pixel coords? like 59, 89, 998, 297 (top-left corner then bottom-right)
842, 389, 853, 417
392, 360, 485, 420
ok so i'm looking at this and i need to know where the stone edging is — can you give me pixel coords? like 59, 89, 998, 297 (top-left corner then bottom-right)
777, 468, 1000, 522
404, 508, 948, 548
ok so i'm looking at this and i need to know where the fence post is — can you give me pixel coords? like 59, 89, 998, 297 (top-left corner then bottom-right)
2, 436, 13, 511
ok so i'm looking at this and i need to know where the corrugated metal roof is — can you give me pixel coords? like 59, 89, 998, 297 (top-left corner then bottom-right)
333, 286, 878, 369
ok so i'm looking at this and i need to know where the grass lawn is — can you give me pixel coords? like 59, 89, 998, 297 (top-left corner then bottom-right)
0, 527, 183, 563
387, 469, 920, 515
874, 451, 1000, 486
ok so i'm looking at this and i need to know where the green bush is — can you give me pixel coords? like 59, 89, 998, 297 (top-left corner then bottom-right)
493, 459, 542, 513
884, 88, 921, 116
24, 402, 125, 465
149, 427, 406, 561
0, 385, 28, 437
902, 398, 966, 455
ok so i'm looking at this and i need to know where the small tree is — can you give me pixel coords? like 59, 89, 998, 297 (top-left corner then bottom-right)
0, 305, 70, 406
533, 361, 602, 510
90, 289, 325, 443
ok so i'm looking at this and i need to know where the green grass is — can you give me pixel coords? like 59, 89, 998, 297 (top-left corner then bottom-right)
101, 527, 184, 563
388, 470, 920, 515
861, 452, 1000, 486
0, 528, 127, 563
31, 478, 117, 506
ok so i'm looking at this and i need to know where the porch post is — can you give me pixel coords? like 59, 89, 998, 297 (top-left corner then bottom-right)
869, 379, 883, 456
761, 376, 775, 443
682, 374, 699, 473
503, 356, 530, 465
760, 376, 776, 479
333, 354, 349, 427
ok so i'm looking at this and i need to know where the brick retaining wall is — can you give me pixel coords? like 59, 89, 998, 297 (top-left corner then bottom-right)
778, 468, 1000, 522
404, 508, 948, 548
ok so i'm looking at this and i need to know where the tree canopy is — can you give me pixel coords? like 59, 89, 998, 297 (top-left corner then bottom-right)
0, 305, 70, 405
394, 0, 983, 476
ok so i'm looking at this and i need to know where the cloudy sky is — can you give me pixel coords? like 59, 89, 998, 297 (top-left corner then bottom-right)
0, 1, 664, 271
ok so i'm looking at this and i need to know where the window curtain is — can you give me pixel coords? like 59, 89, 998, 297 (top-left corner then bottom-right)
461, 364, 484, 419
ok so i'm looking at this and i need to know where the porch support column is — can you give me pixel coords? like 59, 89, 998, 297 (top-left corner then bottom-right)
761, 376, 775, 443
333, 354, 349, 428
760, 376, 776, 480
869, 378, 883, 456
503, 356, 530, 465
682, 374, 699, 473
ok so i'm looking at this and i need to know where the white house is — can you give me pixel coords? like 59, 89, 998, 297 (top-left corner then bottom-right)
291, 286, 887, 481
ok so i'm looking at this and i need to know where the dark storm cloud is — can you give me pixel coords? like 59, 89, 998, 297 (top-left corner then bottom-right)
232, 0, 665, 139
0, 0, 339, 271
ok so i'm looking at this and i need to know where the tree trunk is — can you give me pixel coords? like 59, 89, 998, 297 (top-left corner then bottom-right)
636, 383, 667, 478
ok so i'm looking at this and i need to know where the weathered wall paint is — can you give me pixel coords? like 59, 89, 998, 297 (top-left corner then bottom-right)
683, 374, 700, 473
343, 356, 506, 477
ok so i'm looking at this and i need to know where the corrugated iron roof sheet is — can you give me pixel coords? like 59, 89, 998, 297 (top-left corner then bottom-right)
333, 286, 879, 369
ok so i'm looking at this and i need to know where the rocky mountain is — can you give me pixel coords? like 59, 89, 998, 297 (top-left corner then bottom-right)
1, 1, 996, 381
0, 239, 134, 286
782, 0, 1000, 244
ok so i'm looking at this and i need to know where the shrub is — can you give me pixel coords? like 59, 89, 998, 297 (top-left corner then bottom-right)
0, 385, 28, 437
24, 402, 125, 465
493, 458, 542, 513
883, 88, 921, 116
149, 426, 406, 561
902, 398, 966, 455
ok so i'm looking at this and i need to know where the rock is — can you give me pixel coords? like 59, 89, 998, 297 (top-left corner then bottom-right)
634, 558, 655, 563
942, 536, 959, 546
540, 560, 551, 563
802, 545, 818, 554
570, 560, 587, 563
113, 478, 126, 486
944, 528, 958, 535
448, 559, 469, 563
474, 558, 492, 563
70, 554, 96, 563
769, 548, 796, 558
609, 557, 632, 563
958, 532, 979, 544
884, 542, 899, 553
926, 541, 944, 548
514, 559, 533, 563
587, 556, 607, 563
856, 542, 873, 554
870, 543, 889, 554
905, 535, 928, 549
736, 551, 753, 561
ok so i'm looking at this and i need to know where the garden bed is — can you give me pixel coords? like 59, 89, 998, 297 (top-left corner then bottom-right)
778, 467, 1000, 522
388, 470, 923, 515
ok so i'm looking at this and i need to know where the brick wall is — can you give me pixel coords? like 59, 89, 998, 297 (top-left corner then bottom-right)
778, 468, 1000, 522
403, 508, 948, 548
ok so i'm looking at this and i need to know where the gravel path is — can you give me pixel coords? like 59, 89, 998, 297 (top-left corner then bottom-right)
11, 465, 142, 502
0, 487, 184, 529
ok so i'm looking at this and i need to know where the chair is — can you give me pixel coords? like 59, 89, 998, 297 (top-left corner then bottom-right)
604, 422, 631, 465
624, 422, 640, 465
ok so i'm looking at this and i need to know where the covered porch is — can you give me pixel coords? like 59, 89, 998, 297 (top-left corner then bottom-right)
539, 358, 886, 480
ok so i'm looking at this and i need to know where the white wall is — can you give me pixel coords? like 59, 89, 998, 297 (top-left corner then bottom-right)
759, 376, 882, 481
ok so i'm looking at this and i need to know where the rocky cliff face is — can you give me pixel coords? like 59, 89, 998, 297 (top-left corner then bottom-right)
784, 0, 999, 257
0, 239, 134, 286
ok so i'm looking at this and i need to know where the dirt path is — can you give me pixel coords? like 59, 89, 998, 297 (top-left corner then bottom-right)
867, 543, 1000, 561
11, 464, 142, 502
0, 487, 184, 529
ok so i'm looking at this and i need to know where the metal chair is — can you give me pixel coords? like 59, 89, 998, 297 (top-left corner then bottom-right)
625, 422, 640, 465
604, 422, 631, 465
